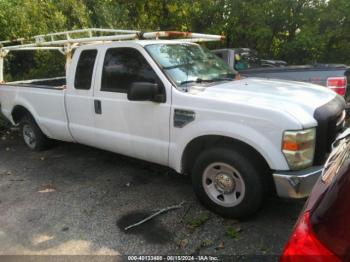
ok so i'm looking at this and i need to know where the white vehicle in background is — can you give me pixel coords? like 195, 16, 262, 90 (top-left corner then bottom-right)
0, 29, 347, 218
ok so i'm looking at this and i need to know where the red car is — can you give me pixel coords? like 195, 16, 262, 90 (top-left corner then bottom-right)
280, 129, 350, 262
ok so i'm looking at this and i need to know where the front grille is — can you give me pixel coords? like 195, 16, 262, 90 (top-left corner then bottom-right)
313, 95, 346, 165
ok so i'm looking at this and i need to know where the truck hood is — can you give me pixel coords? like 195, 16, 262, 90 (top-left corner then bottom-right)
190, 78, 340, 127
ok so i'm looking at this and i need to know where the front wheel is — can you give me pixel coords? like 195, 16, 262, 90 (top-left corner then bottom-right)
191, 147, 266, 219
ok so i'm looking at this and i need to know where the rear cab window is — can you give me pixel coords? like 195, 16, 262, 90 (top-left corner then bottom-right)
74, 49, 97, 90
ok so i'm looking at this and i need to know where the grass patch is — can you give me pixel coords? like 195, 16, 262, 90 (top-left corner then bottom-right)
186, 212, 210, 230
225, 226, 238, 239
200, 239, 213, 247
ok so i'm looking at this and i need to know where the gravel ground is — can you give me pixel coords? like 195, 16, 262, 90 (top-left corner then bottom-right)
0, 130, 304, 257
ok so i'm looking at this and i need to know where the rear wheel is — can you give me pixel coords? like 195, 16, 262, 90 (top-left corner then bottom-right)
20, 115, 51, 151
191, 147, 266, 219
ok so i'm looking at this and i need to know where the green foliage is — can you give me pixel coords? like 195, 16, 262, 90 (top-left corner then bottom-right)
0, 0, 349, 81
0, 0, 89, 80
186, 212, 210, 229
225, 226, 238, 239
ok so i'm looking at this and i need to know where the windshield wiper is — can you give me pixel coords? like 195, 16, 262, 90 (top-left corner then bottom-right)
180, 78, 214, 85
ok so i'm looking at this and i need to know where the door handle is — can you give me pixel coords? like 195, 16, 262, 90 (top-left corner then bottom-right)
94, 100, 102, 114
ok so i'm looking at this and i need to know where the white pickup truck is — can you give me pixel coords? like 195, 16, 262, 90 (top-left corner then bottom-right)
0, 37, 347, 218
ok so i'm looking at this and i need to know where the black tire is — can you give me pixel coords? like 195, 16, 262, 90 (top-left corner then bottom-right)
191, 147, 266, 219
20, 114, 51, 151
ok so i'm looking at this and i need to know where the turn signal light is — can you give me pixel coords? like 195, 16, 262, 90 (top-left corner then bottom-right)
283, 141, 314, 151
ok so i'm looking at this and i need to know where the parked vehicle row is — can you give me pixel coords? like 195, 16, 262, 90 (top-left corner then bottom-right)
0, 29, 348, 219
212, 48, 350, 106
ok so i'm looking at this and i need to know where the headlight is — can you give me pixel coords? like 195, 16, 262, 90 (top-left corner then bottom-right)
282, 128, 316, 170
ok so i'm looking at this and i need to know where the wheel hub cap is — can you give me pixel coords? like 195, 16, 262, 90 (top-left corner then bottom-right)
215, 173, 235, 193
202, 162, 246, 207
23, 125, 36, 148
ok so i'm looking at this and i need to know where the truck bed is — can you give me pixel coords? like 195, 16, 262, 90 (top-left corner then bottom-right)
0, 76, 72, 142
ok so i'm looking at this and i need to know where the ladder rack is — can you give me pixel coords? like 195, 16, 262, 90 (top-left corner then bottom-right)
1, 28, 224, 50
0, 28, 224, 82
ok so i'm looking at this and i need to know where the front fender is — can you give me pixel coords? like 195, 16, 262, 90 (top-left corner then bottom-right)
169, 120, 289, 173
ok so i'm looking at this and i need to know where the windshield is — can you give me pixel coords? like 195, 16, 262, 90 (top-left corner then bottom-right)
145, 43, 236, 87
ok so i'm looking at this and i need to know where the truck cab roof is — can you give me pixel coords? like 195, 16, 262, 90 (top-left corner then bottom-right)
81, 40, 199, 49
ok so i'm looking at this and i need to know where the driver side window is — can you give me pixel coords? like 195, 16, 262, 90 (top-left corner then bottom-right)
101, 48, 162, 93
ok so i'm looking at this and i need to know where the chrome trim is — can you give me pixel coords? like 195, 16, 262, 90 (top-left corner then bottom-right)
336, 110, 346, 127
273, 166, 323, 198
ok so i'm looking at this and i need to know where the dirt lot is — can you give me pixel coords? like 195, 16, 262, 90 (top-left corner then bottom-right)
0, 129, 304, 257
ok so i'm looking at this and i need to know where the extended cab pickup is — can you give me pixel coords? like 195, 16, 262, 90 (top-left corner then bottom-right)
0, 40, 347, 218
212, 48, 350, 105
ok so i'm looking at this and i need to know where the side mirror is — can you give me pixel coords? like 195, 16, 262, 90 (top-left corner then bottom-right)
127, 82, 164, 102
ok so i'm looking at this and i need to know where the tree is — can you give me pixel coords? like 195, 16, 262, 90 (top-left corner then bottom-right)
0, 0, 90, 80
1, 0, 350, 81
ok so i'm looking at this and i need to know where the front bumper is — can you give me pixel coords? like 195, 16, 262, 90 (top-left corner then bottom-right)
273, 166, 323, 198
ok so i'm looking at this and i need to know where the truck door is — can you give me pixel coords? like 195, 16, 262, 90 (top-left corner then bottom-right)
65, 48, 98, 146
92, 46, 171, 166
